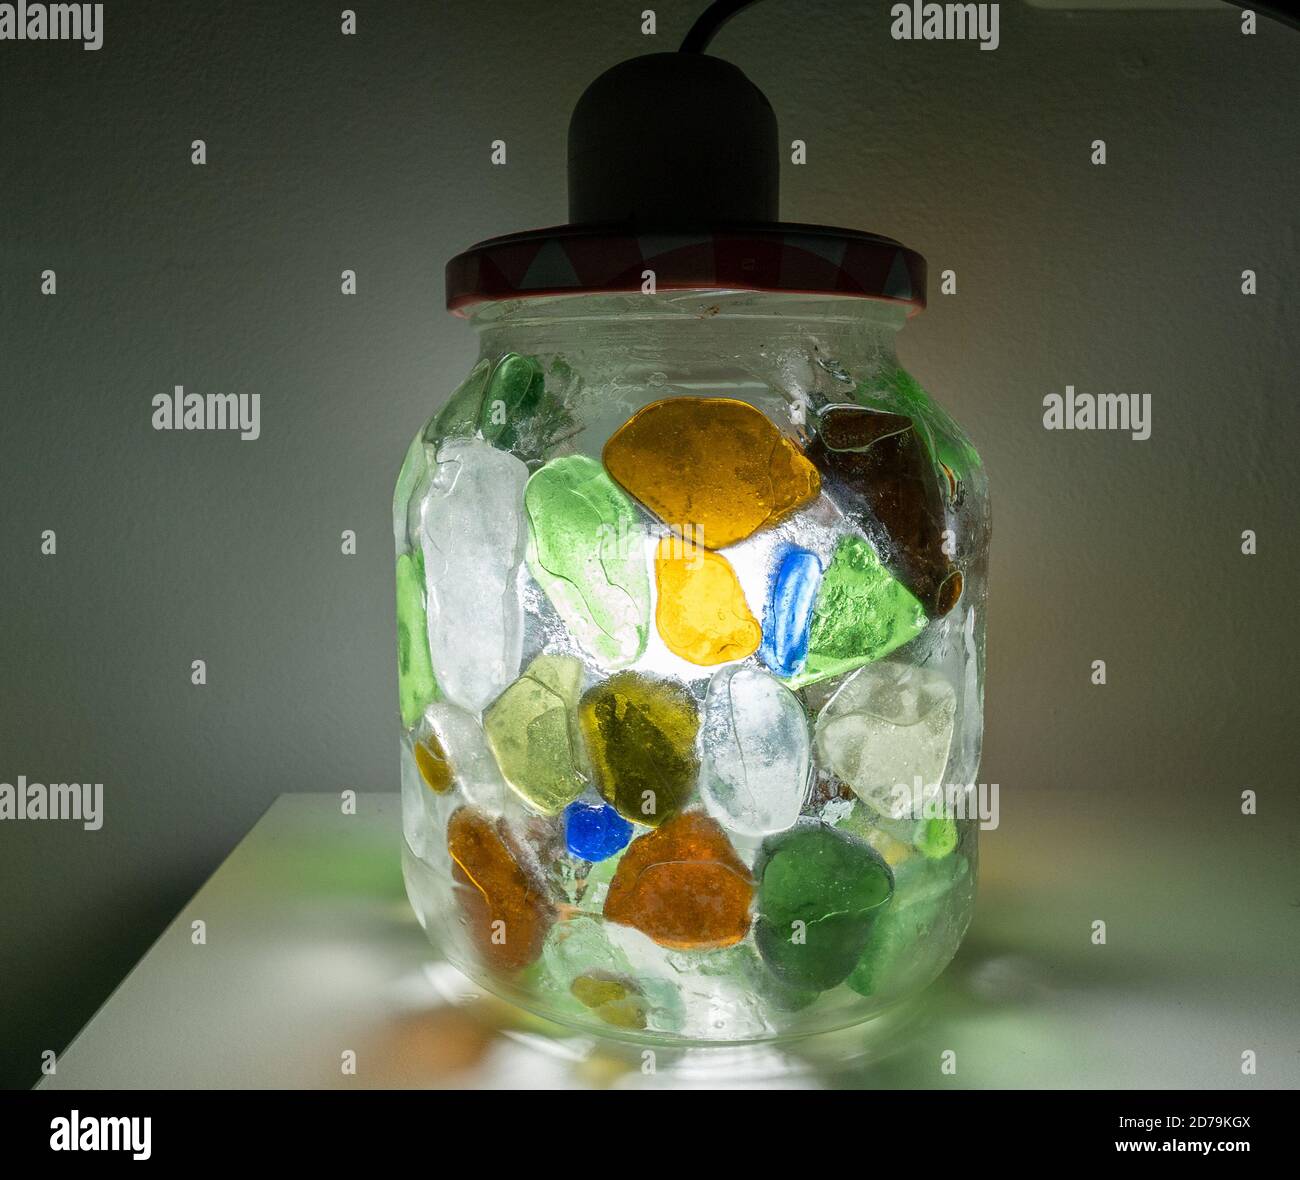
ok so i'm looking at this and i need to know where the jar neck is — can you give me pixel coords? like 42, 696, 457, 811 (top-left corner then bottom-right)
465, 291, 907, 369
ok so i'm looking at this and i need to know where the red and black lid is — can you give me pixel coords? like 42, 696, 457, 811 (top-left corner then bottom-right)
446, 52, 926, 316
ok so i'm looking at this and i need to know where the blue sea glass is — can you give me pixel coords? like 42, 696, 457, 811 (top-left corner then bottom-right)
759, 546, 822, 678
564, 799, 634, 862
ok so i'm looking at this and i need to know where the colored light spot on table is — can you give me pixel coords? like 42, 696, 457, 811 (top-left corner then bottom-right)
603, 812, 755, 950
655, 536, 761, 666
447, 807, 554, 972
579, 671, 700, 827
603, 397, 820, 549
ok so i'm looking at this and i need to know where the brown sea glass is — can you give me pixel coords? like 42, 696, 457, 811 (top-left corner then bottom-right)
446, 807, 554, 972
603, 812, 755, 949
808, 405, 960, 616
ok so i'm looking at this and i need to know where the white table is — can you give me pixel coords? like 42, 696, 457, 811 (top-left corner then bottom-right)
39, 793, 1297, 1089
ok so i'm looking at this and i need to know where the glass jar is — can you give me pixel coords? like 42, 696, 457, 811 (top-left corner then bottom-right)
395, 284, 989, 1044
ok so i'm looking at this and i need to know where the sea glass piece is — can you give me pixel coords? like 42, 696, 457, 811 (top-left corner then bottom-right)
446, 806, 554, 972
700, 666, 810, 838
789, 534, 927, 689
540, 916, 685, 1032
914, 815, 958, 859
654, 537, 761, 666
603, 397, 820, 549
754, 823, 894, 991
564, 799, 634, 861
847, 853, 971, 998
480, 353, 544, 448
543, 915, 634, 983
575, 846, 625, 914
414, 731, 453, 794
420, 437, 528, 713
604, 812, 754, 950
815, 661, 956, 819
670, 943, 821, 1022
809, 404, 960, 616
417, 701, 508, 813
429, 357, 491, 441
393, 430, 429, 551
395, 551, 437, 727
525, 455, 649, 668
579, 671, 700, 827
570, 975, 648, 1030
833, 801, 917, 869
759, 546, 822, 678
484, 655, 586, 815
868, 365, 984, 509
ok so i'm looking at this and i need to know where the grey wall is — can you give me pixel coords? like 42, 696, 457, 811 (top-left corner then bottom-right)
1, 1, 1296, 1089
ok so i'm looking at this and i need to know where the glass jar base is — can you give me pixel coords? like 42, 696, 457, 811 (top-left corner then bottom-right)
402, 837, 946, 1048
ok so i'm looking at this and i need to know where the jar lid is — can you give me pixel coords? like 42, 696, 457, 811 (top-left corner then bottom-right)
446, 52, 926, 317
445, 222, 927, 317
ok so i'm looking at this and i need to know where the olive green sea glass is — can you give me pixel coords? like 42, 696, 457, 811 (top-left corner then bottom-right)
484, 655, 586, 815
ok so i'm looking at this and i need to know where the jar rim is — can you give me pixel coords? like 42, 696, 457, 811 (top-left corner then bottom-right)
445, 222, 927, 318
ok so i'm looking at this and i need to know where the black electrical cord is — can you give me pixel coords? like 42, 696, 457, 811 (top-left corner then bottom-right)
680, 0, 771, 53
680, 0, 1298, 52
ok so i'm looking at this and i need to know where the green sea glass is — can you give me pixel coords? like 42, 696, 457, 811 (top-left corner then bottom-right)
428, 357, 492, 441
755, 823, 894, 991
847, 853, 970, 997
480, 353, 544, 448
525, 455, 650, 668
788, 535, 927, 689
395, 550, 437, 727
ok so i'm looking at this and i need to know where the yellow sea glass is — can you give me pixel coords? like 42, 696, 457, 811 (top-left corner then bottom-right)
603, 397, 819, 549
414, 732, 454, 794
655, 537, 760, 666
